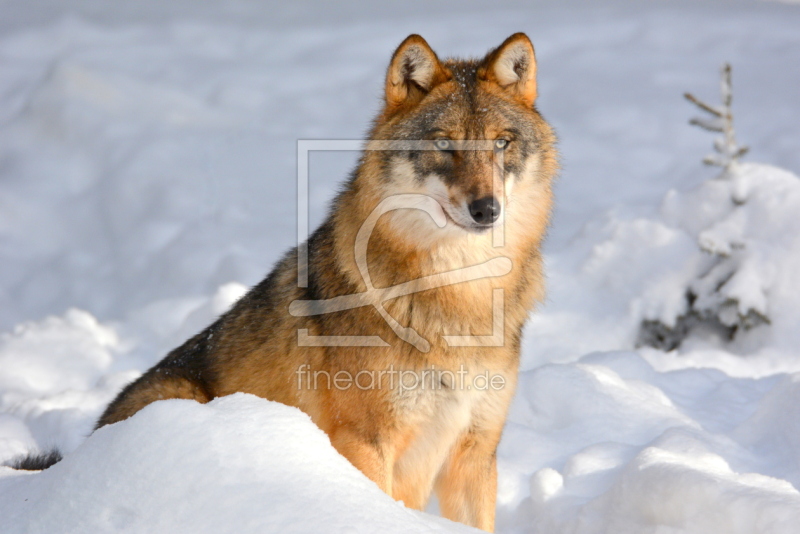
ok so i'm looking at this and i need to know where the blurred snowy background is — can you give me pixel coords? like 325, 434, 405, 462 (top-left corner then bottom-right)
1, 1, 799, 532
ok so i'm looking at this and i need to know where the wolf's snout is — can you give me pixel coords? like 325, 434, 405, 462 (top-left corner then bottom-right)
468, 196, 501, 225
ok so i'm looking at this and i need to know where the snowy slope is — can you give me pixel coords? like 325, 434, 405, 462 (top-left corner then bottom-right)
0, 394, 479, 534
1, 1, 800, 532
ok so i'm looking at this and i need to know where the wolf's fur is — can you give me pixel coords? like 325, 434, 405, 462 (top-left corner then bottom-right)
8, 449, 62, 470
14, 34, 557, 532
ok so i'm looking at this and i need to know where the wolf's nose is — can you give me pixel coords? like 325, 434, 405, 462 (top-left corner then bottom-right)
468, 196, 501, 225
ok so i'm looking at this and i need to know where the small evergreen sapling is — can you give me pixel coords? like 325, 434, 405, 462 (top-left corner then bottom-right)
638, 64, 769, 351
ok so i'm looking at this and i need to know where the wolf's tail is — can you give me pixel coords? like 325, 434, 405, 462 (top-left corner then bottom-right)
6, 449, 63, 471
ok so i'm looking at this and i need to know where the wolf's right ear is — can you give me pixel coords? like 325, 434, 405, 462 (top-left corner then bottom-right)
384, 35, 449, 112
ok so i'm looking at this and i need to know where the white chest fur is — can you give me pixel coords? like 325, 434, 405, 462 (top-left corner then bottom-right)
391, 367, 509, 495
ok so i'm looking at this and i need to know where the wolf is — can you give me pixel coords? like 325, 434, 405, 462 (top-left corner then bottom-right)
13, 33, 557, 532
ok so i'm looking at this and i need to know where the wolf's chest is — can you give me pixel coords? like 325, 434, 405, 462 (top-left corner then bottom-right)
398, 378, 477, 434
391, 369, 505, 481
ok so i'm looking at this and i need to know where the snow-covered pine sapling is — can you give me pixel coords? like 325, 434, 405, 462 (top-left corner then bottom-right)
683, 65, 767, 334
638, 63, 769, 352
684, 63, 749, 175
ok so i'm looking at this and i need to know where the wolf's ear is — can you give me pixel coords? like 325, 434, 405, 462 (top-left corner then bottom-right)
385, 35, 449, 111
479, 33, 538, 107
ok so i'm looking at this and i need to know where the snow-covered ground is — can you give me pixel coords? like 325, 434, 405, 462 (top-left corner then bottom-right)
1, 1, 800, 532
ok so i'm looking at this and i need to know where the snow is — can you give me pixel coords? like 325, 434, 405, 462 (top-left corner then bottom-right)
1, 0, 800, 532
499, 351, 800, 533
0, 394, 477, 534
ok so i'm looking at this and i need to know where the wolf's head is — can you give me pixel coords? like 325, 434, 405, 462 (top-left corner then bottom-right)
360, 33, 558, 253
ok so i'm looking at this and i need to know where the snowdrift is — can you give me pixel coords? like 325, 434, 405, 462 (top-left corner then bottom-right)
0, 394, 477, 533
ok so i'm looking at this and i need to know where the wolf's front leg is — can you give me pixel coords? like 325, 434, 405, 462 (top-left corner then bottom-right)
329, 426, 394, 497
435, 429, 501, 532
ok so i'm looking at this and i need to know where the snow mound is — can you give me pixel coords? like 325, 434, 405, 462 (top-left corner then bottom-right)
0, 309, 117, 396
0, 394, 478, 534
0, 281, 248, 465
563, 439, 800, 534
498, 351, 800, 534
0, 309, 133, 458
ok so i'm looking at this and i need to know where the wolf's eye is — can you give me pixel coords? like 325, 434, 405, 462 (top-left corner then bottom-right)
435, 139, 452, 151
495, 139, 509, 150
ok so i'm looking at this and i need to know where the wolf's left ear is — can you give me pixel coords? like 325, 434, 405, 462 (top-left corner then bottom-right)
479, 33, 538, 107
385, 35, 450, 111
